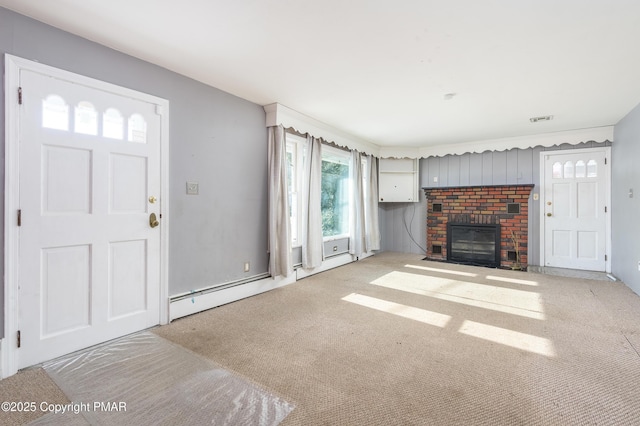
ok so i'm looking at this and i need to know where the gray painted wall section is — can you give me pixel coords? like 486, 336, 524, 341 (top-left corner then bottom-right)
0, 8, 268, 337
380, 142, 612, 264
612, 102, 640, 294
379, 200, 427, 255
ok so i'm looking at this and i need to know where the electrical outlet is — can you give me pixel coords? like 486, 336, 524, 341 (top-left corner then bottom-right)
186, 181, 199, 195
244, 262, 250, 272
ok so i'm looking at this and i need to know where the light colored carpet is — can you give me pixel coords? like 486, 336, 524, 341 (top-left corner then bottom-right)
0, 367, 70, 425
3, 252, 640, 425
155, 252, 640, 425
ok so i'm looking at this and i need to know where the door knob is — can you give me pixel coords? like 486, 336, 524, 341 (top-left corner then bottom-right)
149, 212, 159, 228
546, 213, 552, 217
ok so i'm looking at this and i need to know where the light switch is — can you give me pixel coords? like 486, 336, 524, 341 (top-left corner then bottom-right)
186, 181, 199, 195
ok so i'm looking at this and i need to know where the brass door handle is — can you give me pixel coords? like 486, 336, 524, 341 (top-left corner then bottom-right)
149, 212, 159, 228
546, 213, 552, 217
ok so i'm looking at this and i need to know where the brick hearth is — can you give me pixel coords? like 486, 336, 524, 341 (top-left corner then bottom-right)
424, 185, 534, 269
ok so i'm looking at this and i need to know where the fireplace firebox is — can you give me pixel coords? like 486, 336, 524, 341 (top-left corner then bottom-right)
447, 223, 501, 268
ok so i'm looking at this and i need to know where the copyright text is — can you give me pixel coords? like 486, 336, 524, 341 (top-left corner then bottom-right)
2, 401, 127, 414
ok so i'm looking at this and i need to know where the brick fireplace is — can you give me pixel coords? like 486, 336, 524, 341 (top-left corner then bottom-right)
424, 185, 534, 270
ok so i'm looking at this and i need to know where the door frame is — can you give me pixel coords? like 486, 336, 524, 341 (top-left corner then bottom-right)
538, 146, 611, 273
2, 54, 170, 378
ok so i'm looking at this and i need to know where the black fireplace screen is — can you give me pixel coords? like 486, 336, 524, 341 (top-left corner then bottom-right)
447, 223, 501, 268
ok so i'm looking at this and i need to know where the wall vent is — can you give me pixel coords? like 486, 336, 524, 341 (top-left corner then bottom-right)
507, 203, 521, 214
529, 115, 553, 123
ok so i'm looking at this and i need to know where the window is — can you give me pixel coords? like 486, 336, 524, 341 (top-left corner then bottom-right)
42, 94, 69, 131
286, 134, 306, 247
74, 101, 98, 135
284, 134, 373, 247
128, 114, 147, 143
40, 94, 150, 145
321, 146, 350, 238
103, 108, 124, 140
563, 161, 574, 178
552, 159, 597, 179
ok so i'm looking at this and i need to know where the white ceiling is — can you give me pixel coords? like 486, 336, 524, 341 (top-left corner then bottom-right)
2, 0, 640, 149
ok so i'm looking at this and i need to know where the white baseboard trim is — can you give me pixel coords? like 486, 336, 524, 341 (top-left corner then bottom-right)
166, 252, 376, 322
359, 251, 375, 261
296, 253, 355, 280
169, 273, 297, 321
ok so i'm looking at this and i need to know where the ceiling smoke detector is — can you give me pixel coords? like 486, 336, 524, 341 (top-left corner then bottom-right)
529, 115, 554, 123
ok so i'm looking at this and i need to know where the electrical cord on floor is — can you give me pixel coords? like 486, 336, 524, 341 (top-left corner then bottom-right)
403, 203, 427, 255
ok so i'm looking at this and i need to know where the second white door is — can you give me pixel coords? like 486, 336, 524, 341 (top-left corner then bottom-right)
543, 149, 609, 271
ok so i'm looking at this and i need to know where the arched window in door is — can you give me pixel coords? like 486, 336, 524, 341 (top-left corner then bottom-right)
42, 94, 69, 131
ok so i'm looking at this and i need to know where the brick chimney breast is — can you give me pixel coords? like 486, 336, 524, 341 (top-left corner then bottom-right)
424, 185, 534, 269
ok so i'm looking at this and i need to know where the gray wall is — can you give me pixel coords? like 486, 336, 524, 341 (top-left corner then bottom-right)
0, 8, 269, 337
612, 102, 640, 294
379, 201, 427, 255
379, 141, 612, 264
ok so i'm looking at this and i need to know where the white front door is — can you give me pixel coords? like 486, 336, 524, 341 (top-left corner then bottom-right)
15, 64, 164, 368
542, 149, 609, 271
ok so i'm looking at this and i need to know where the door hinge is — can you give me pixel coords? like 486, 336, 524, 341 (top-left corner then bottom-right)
17, 330, 21, 348
604, 157, 607, 165
604, 206, 607, 213
17, 209, 22, 226
605, 254, 608, 261
18, 87, 22, 105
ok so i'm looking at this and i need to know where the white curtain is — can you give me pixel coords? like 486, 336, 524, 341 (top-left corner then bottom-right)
267, 125, 293, 277
365, 155, 381, 251
302, 135, 323, 268
349, 150, 366, 257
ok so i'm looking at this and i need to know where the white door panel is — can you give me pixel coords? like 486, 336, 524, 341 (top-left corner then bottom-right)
543, 150, 608, 271
17, 68, 162, 368
109, 240, 148, 319
110, 154, 148, 213
42, 145, 93, 213
41, 245, 91, 336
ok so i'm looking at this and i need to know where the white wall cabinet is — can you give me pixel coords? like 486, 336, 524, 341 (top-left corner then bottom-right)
378, 158, 419, 202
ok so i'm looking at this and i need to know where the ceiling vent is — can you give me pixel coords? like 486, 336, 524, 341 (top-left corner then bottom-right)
530, 115, 554, 123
